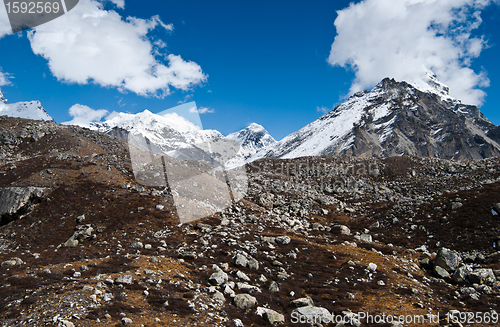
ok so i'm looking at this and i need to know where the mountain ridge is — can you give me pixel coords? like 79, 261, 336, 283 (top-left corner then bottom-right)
2, 74, 500, 164
248, 77, 500, 162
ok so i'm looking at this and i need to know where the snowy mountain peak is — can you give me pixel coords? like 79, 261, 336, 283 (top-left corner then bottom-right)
399, 70, 457, 102
227, 123, 276, 150
247, 122, 265, 131
92, 110, 276, 167
423, 71, 451, 97
98, 109, 202, 135
0, 90, 53, 121
248, 77, 500, 161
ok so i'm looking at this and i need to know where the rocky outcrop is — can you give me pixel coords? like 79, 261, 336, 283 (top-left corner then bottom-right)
0, 187, 50, 225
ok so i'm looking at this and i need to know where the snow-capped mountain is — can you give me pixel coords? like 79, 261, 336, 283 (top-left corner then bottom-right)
91, 110, 274, 166
226, 123, 276, 158
249, 76, 500, 161
0, 90, 53, 121
93, 110, 222, 152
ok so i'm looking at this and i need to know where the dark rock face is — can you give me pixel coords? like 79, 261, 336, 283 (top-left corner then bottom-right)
105, 126, 130, 142
0, 187, 51, 225
339, 79, 500, 159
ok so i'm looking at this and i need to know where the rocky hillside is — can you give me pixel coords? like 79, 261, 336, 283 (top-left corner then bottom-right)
1, 116, 500, 326
251, 76, 500, 161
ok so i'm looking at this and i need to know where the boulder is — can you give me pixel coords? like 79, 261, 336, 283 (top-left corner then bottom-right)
275, 236, 291, 245
130, 242, 144, 249
331, 225, 350, 235
453, 265, 473, 283
269, 281, 280, 293
0, 187, 50, 223
209, 271, 229, 286
233, 253, 249, 267
291, 296, 314, 308
247, 258, 260, 270
213, 291, 225, 303
234, 294, 257, 310
1, 257, 24, 266
358, 234, 372, 243
434, 248, 461, 272
265, 309, 285, 324
434, 266, 450, 279
60, 225, 94, 248
256, 307, 285, 324
115, 275, 133, 285
236, 271, 251, 281
469, 268, 496, 285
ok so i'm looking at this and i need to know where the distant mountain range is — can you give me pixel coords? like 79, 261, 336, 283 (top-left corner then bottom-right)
2, 72, 500, 163
89, 110, 276, 167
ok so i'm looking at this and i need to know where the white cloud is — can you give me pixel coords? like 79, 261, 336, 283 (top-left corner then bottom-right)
154, 39, 168, 49
316, 106, 329, 114
63, 104, 109, 128
108, 0, 125, 9
178, 94, 193, 104
189, 106, 214, 114
0, 70, 11, 86
0, 4, 12, 39
27, 0, 205, 97
328, 0, 497, 105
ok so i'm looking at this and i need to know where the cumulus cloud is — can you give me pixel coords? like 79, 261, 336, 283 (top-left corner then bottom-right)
189, 106, 214, 114
328, 0, 497, 105
0, 71, 11, 86
63, 104, 109, 128
27, 0, 205, 97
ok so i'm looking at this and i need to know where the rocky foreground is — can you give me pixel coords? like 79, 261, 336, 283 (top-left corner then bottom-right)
1, 116, 500, 326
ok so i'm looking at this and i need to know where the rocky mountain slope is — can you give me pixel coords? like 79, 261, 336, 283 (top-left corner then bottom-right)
1, 116, 500, 326
250, 75, 500, 162
0, 90, 53, 122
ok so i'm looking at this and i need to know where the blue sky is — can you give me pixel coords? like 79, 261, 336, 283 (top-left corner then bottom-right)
1, 0, 499, 140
